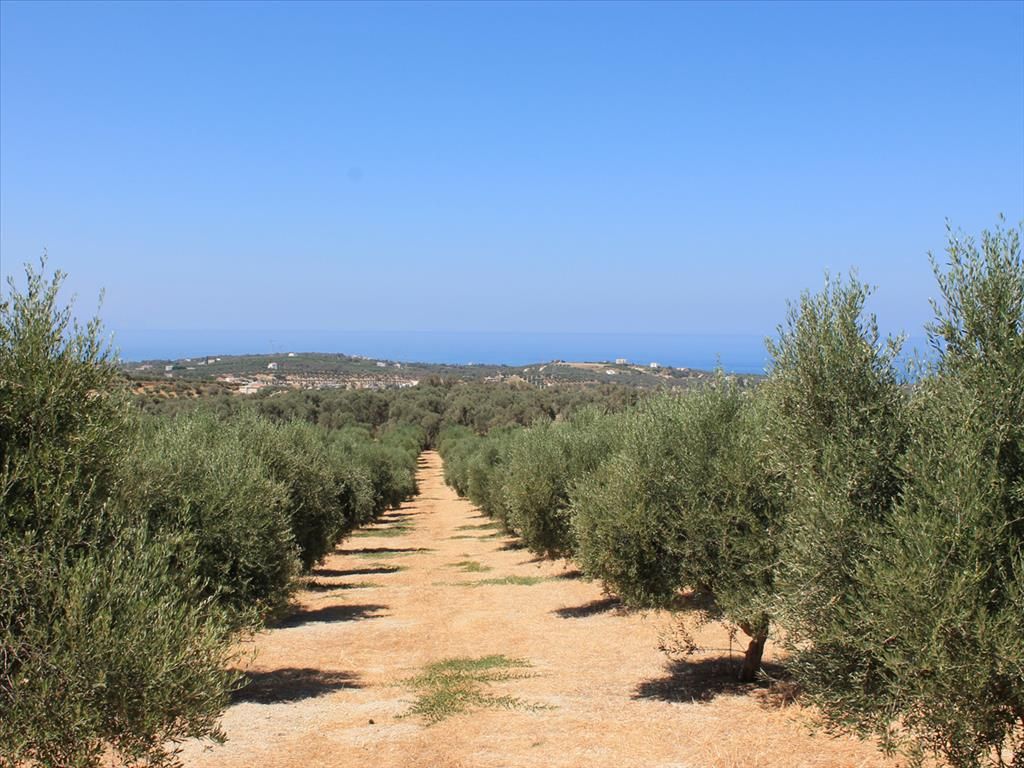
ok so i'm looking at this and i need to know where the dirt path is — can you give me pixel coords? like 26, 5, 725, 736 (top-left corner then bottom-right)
179, 452, 897, 768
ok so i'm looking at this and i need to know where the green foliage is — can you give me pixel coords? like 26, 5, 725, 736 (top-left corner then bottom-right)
799, 222, 1024, 767
140, 377, 645, 448
761, 272, 908, 685
436, 426, 482, 497
0, 259, 130, 541
1, 533, 238, 768
0, 261, 237, 767
241, 416, 347, 570
1, 261, 424, 765
325, 424, 421, 520
437, 220, 1022, 764
570, 383, 779, 679
665, 387, 778, 641
123, 413, 300, 619
569, 397, 690, 608
502, 408, 623, 559
323, 449, 377, 538
7, 219, 1019, 767
122, 411, 423, 618
438, 426, 521, 528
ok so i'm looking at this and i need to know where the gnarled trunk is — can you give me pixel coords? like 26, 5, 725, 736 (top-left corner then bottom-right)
736, 616, 770, 683
738, 631, 768, 682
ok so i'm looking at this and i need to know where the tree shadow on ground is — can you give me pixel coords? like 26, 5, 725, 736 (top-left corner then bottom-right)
555, 570, 583, 580
497, 541, 526, 551
276, 603, 388, 628
231, 668, 362, 704
344, 546, 428, 555
457, 522, 502, 531
303, 580, 370, 592
553, 596, 622, 618
377, 511, 416, 520
315, 564, 401, 577
634, 655, 789, 704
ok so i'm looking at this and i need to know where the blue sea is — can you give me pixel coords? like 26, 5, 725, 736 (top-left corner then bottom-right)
112, 330, 774, 374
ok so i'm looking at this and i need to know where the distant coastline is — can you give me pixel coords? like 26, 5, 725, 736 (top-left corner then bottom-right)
112, 330, 772, 374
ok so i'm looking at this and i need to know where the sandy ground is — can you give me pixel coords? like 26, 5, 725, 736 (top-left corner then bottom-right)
177, 451, 898, 768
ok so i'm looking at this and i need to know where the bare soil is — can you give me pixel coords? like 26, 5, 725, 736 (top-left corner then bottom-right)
178, 451, 898, 768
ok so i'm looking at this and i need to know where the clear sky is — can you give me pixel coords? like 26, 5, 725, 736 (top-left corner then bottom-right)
1, 0, 1022, 340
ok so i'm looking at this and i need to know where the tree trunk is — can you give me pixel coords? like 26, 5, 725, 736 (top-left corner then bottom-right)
738, 631, 768, 683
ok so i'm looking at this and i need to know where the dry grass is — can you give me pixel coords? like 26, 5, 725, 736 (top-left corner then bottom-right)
176, 452, 901, 768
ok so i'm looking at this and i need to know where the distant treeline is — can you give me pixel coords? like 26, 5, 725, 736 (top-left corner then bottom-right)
439, 221, 1023, 768
135, 377, 649, 445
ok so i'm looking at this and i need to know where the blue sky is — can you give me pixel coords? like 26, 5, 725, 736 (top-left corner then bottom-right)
1, 0, 1022, 340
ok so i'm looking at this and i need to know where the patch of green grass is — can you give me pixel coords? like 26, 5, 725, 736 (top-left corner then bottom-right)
402, 655, 545, 724
468, 576, 550, 587
449, 530, 505, 541
448, 560, 491, 573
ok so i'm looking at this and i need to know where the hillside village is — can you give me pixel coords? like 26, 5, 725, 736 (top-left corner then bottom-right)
124, 351, 744, 396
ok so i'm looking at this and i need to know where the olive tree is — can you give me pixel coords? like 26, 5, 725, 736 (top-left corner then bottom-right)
815, 222, 1024, 767
761, 272, 908, 691
502, 408, 622, 559
0, 260, 238, 767
572, 381, 780, 681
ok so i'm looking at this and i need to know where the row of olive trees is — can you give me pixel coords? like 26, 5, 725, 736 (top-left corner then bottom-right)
0, 261, 423, 767
439, 221, 1023, 768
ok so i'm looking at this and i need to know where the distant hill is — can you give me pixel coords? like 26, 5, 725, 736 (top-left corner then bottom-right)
122, 351, 761, 394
